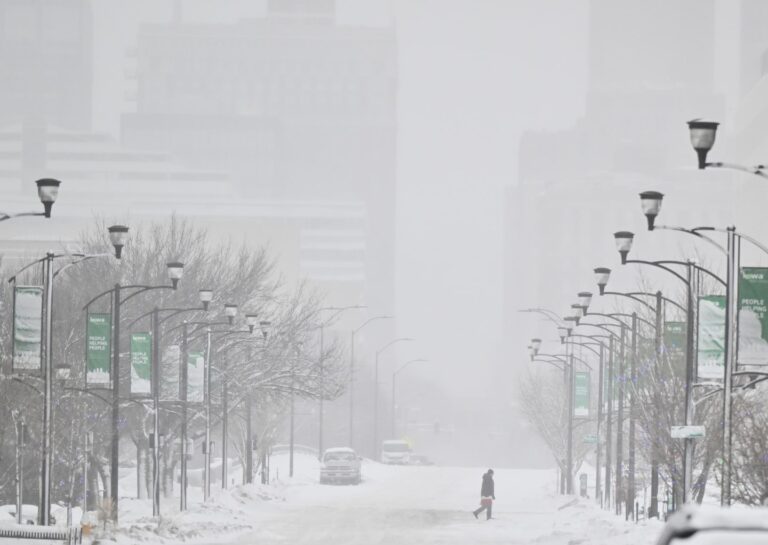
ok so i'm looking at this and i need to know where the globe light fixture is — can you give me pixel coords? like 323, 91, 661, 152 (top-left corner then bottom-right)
639, 191, 664, 231
613, 231, 635, 264
594, 267, 611, 295
246, 314, 259, 334
198, 289, 213, 311
687, 120, 719, 169
259, 320, 272, 340
35, 179, 61, 218
166, 262, 184, 289
224, 304, 238, 325
107, 225, 129, 259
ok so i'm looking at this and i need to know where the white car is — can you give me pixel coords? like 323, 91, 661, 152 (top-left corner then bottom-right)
656, 504, 768, 544
380, 440, 411, 464
320, 447, 362, 485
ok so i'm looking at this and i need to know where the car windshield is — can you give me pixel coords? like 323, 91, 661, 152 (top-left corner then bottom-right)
324, 452, 356, 462
382, 443, 409, 452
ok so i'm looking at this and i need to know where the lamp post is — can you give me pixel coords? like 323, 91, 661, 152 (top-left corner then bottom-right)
593, 267, 684, 517
315, 306, 365, 459
82, 259, 184, 522
373, 337, 413, 459
349, 315, 392, 449
391, 359, 427, 438
0, 179, 61, 223
612, 231, 727, 503
7, 224, 124, 526
128, 289, 214, 513
636, 191, 768, 506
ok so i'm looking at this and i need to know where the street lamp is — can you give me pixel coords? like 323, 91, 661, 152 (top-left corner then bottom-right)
530, 338, 542, 355
349, 315, 392, 448
82, 258, 184, 523
640, 191, 664, 231
36, 179, 61, 218
199, 289, 213, 311
391, 358, 427, 437
373, 337, 413, 458
108, 225, 129, 259
245, 314, 259, 334
260, 320, 271, 340
224, 303, 238, 325
686, 119, 768, 178
8, 223, 126, 526
1, 179, 62, 223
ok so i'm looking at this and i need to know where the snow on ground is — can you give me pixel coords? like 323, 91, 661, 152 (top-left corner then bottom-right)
109, 453, 663, 545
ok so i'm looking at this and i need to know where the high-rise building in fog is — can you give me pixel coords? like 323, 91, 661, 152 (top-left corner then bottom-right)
504, 0, 725, 366
121, 2, 397, 318
0, 0, 92, 131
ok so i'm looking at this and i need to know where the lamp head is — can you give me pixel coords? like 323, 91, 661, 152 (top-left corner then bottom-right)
224, 303, 238, 325
639, 191, 664, 231
530, 338, 542, 355
246, 313, 259, 334
594, 267, 611, 295
35, 178, 61, 218
166, 262, 184, 289
259, 320, 271, 340
577, 291, 593, 313
613, 231, 635, 264
687, 119, 719, 169
569, 304, 582, 326
557, 326, 569, 343
107, 225, 129, 259
198, 289, 213, 310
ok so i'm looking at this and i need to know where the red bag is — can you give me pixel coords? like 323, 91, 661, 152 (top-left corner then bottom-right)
480, 497, 493, 507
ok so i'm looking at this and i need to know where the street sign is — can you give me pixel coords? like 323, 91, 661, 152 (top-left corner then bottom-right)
671, 426, 705, 439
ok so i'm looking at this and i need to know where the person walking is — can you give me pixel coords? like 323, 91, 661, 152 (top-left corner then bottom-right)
472, 469, 495, 520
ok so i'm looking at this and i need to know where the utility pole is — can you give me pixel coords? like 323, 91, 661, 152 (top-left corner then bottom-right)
151, 307, 161, 517
221, 356, 228, 489
318, 326, 325, 459
595, 343, 604, 507
348, 330, 356, 449
245, 347, 254, 484
605, 335, 614, 510
616, 326, 626, 515
566, 340, 574, 495
722, 227, 738, 506
38, 252, 54, 526
14, 411, 24, 525
179, 322, 189, 511
627, 313, 637, 520
682, 262, 697, 503
110, 283, 121, 523
289, 346, 297, 478
204, 329, 212, 501
649, 291, 663, 518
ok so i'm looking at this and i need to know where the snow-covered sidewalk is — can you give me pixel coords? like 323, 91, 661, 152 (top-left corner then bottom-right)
109, 454, 663, 545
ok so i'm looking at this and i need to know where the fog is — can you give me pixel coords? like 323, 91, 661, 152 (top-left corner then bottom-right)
2, 1, 768, 542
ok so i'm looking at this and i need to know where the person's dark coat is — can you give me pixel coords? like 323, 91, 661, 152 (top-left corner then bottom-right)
480, 471, 495, 499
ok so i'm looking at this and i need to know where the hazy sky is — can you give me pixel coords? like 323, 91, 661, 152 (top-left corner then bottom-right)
87, 0, 591, 401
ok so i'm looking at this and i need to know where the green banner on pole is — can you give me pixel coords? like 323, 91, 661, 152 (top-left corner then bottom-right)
12, 286, 43, 372
574, 371, 590, 417
738, 267, 768, 366
663, 322, 686, 357
130, 333, 152, 396
187, 352, 204, 403
86, 313, 111, 386
698, 295, 725, 380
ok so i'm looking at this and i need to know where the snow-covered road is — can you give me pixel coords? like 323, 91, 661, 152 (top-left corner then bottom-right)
174, 456, 663, 545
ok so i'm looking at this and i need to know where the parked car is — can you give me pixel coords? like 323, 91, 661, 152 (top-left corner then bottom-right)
656, 504, 768, 544
408, 454, 434, 466
380, 439, 411, 464
320, 447, 362, 485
